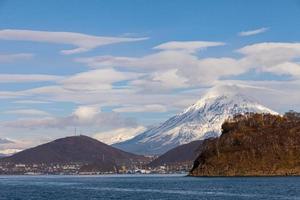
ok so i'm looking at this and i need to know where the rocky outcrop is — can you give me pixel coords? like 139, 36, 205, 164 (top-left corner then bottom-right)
190, 112, 300, 176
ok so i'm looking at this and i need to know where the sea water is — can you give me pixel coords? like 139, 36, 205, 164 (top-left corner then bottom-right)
0, 174, 299, 200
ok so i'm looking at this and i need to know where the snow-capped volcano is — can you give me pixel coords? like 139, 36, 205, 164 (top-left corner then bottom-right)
113, 85, 278, 155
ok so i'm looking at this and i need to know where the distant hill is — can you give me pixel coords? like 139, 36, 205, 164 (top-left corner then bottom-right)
190, 112, 300, 176
0, 135, 148, 171
0, 154, 8, 158
148, 140, 203, 168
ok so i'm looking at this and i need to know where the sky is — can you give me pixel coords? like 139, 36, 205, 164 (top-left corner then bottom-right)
1, 0, 300, 153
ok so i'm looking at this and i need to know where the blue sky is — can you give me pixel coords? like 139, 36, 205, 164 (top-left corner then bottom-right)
1, 0, 300, 153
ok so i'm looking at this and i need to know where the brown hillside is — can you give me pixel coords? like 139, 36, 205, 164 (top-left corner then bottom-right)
0, 135, 148, 169
148, 140, 203, 168
190, 112, 300, 176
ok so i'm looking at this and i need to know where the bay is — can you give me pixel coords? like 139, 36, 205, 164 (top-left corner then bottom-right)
0, 174, 299, 200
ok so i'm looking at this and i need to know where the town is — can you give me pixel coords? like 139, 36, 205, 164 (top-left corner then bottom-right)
0, 162, 191, 175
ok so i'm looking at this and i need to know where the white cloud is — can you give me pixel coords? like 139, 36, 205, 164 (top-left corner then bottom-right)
0, 74, 63, 83
60, 68, 141, 91
65, 41, 300, 113
0, 138, 34, 155
2, 37, 300, 152
1, 105, 137, 130
75, 51, 182, 70
237, 42, 300, 78
113, 104, 167, 113
0, 104, 141, 152
0, 91, 27, 99
0, 138, 14, 144
2, 41, 300, 128
93, 126, 146, 144
16, 84, 196, 112
129, 69, 189, 92
2, 42, 300, 102
238, 27, 269, 36
0, 53, 33, 62
74, 49, 209, 86
74, 41, 223, 70
75, 47, 242, 86
0, 29, 148, 55
149, 69, 189, 88
75, 55, 137, 68
263, 62, 300, 78
3, 109, 51, 116
178, 57, 244, 85
153, 41, 225, 53
216, 79, 300, 113
13, 100, 51, 104
0, 149, 22, 155
238, 42, 300, 57
73, 105, 99, 120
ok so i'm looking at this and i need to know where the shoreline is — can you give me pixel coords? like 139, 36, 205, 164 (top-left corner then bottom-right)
1, 174, 300, 178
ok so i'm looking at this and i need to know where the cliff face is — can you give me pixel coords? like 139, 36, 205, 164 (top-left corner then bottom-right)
190, 112, 300, 176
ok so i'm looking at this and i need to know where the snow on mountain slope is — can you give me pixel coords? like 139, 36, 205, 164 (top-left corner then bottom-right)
94, 126, 146, 145
113, 85, 278, 155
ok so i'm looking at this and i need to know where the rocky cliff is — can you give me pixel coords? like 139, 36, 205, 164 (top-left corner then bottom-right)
190, 112, 300, 176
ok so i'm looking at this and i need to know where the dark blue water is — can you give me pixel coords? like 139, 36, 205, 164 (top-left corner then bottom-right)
0, 174, 299, 200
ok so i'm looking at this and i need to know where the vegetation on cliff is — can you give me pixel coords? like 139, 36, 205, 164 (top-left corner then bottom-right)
190, 111, 300, 176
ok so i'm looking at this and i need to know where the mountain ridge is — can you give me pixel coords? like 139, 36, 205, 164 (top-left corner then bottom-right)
114, 85, 278, 155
